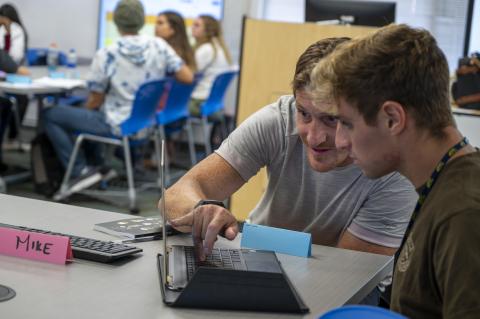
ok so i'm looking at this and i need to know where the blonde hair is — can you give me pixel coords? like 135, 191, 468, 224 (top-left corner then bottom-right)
159, 11, 196, 71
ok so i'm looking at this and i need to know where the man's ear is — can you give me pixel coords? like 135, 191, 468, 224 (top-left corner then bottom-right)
380, 101, 406, 135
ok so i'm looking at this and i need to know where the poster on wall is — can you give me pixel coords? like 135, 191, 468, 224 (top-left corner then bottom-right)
97, 0, 223, 48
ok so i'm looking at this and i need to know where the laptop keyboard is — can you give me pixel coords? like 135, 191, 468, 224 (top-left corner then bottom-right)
185, 246, 246, 280
0, 223, 142, 263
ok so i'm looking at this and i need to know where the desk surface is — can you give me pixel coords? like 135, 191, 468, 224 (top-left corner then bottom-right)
0, 194, 392, 319
452, 106, 480, 117
0, 66, 89, 95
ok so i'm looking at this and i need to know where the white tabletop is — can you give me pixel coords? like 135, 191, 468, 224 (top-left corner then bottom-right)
0, 66, 89, 95
0, 194, 392, 319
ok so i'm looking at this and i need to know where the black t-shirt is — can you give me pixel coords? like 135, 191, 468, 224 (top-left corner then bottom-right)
0, 49, 19, 73
391, 151, 480, 318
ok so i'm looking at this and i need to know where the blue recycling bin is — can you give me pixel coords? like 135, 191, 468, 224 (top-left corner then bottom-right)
319, 305, 407, 319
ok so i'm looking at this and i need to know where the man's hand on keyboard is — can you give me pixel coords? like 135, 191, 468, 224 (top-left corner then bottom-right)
170, 204, 239, 261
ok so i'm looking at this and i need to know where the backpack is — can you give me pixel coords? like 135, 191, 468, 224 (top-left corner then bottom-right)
452, 54, 480, 110
30, 133, 65, 197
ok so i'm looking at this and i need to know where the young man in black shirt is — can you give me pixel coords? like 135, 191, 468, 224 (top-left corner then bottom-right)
312, 24, 480, 318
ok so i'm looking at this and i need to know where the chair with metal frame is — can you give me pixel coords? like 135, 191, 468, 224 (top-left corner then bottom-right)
55, 79, 167, 214
196, 70, 238, 155
156, 75, 200, 183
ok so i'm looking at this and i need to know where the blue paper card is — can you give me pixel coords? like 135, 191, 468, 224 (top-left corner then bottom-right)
49, 71, 66, 79
6, 74, 32, 84
240, 223, 312, 258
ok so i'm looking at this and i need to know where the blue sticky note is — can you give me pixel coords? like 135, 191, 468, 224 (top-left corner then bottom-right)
240, 223, 312, 258
6, 74, 32, 84
49, 71, 66, 79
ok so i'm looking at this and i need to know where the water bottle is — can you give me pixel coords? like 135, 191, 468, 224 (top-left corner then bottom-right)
66, 48, 78, 79
47, 43, 59, 74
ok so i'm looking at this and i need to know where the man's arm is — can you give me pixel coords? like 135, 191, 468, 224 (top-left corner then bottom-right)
164, 153, 245, 259
342, 173, 417, 256
337, 230, 397, 255
456, 93, 480, 106
16, 66, 30, 76
174, 64, 193, 84
85, 92, 105, 110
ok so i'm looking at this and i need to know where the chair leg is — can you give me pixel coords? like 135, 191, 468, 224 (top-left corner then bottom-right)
153, 129, 163, 188
55, 134, 84, 200
202, 116, 212, 155
219, 115, 228, 140
185, 118, 197, 166
122, 136, 138, 213
8, 96, 22, 148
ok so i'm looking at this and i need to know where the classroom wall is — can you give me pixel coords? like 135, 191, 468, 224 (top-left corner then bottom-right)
11, 0, 99, 59
262, 0, 470, 72
10, 0, 257, 115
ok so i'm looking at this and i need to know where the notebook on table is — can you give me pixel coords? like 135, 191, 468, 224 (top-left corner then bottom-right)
94, 217, 177, 239
156, 140, 309, 313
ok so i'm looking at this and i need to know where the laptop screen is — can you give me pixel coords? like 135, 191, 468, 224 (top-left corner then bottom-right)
159, 139, 168, 286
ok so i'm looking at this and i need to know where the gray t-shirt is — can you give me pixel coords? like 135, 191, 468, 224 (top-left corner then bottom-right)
216, 95, 417, 247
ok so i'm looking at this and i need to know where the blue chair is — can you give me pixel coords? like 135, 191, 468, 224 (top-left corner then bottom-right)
55, 79, 167, 213
319, 305, 407, 319
26, 48, 67, 66
156, 76, 200, 182
197, 70, 238, 155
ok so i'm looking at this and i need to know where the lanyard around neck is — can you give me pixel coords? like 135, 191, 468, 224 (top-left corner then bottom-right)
394, 136, 469, 263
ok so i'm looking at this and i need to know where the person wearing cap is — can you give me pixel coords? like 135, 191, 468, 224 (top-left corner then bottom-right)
43, 0, 193, 192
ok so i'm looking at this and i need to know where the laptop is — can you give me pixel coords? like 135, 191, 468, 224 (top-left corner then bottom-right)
156, 140, 309, 313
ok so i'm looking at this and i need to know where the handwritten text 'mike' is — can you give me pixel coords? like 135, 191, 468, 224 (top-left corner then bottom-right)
16, 234, 53, 255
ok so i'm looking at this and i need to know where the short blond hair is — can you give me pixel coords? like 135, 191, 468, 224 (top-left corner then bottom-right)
310, 24, 454, 137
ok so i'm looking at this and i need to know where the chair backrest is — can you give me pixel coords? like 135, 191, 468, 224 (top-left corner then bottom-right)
319, 305, 407, 319
156, 76, 200, 125
201, 70, 238, 117
119, 79, 168, 135
26, 48, 67, 66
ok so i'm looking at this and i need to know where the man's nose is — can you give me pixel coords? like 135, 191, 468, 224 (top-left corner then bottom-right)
306, 121, 327, 146
335, 123, 350, 151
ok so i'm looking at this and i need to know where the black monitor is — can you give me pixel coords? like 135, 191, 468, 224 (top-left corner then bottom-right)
305, 0, 396, 27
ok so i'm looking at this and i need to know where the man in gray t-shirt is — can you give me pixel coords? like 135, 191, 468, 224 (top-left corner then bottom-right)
164, 38, 417, 261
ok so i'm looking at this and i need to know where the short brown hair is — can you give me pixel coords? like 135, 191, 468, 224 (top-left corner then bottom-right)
311, 24, 454, 137
292, 37, 350, 95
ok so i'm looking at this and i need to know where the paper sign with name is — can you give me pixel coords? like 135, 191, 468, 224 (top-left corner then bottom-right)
0, 227, 73, 265
240, 223, 312, 258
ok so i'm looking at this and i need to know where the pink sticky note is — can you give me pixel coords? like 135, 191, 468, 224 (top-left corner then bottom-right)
0, 227, 73, 265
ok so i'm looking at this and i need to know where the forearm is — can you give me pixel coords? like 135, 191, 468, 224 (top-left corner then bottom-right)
86, 92, 105, 109
164, 153, 245, 220
16, 66, 30, 76
456, 93, 480, 105
337, 230, 397, 255
165, 176, 207, 220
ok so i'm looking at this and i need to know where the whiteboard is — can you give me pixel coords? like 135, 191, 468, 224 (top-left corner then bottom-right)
97, 0, 224, 48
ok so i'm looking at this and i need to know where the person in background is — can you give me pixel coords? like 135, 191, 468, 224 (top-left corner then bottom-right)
164, 37, 417, 305
312, 24, 480, 318
452, 52, 480, 110
0, 49, 29, 172
0, 3, 28, 142
42, 0, 193, 192
0, 3, 27, 65
155, 11, 196, 71
189, 15, 232, 116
